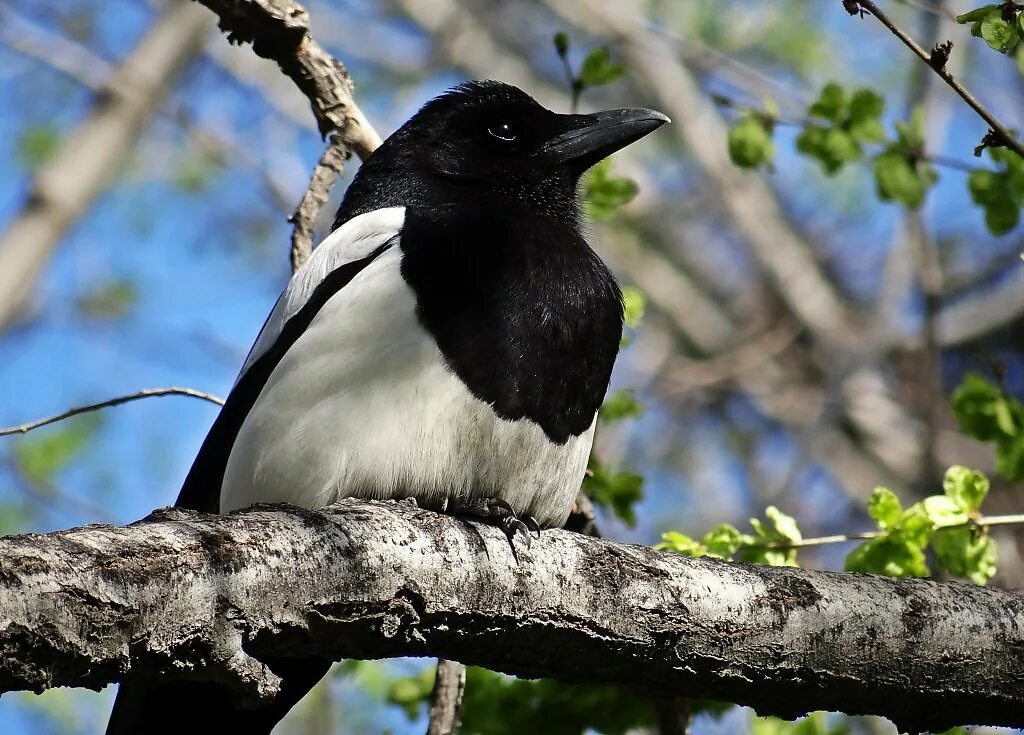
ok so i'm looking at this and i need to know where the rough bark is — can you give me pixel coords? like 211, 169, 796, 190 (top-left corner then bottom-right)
0, 1, 213, 328
193, 0, 380, 157
0, 499, 1021, 732
426, 658, 466, 735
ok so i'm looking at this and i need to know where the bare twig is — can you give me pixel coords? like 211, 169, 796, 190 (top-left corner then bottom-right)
289, 134, 350, 271
756, 512, 1024, 551
426, 658, 466, 735
846, 0, 1024, 159
0, 388, 225, 437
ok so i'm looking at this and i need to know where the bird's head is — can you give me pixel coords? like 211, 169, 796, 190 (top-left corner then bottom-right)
334, 80, 669, 225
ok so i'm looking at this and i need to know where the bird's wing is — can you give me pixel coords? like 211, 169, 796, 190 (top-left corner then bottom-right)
174, 207, 406, 512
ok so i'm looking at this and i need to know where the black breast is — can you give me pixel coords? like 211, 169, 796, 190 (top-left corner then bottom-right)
399, 206, 623, 444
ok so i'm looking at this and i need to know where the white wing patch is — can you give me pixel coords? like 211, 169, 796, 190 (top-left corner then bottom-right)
236, 207, 406, 380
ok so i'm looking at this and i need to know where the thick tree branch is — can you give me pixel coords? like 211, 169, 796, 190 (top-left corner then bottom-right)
1, 500, 1022, 732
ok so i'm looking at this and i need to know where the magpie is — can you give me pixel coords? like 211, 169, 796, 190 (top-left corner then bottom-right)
106, 80, 667, 734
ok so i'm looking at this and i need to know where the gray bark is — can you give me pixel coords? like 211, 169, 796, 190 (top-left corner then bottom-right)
0, 499, 1021, 732
193, 0, 380, 157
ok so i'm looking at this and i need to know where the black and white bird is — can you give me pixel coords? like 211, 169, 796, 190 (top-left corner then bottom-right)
106, 80, 667, 734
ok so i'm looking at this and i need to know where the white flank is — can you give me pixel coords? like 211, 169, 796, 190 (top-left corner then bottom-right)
221, 211, 593, 529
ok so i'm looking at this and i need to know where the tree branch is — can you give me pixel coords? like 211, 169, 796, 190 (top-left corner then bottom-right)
289, 134, 350, 270
0, 387, 224, 437
2, 500, 1022, 732
426, 658, 466, 735
192, 0, 381, 157
847, 0, 1024, 159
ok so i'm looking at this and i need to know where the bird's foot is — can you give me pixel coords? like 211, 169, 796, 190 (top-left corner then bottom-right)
446, 497, 540, 555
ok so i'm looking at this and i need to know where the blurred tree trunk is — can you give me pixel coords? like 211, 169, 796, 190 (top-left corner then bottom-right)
0, 1, 214, 328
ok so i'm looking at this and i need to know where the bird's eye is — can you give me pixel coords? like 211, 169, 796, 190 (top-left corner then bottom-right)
488, 122, 517, 142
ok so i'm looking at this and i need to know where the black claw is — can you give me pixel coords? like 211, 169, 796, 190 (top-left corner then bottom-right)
446, 496, 536, 557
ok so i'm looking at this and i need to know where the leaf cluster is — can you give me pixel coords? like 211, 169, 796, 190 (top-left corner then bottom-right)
725, 81, 1022, 233
951, 373, 1024, 479
845, 468, 996, 584
957, 3, 1024, 54
967, 147, 1024, 234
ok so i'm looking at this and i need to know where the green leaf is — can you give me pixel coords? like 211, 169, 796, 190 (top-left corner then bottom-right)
996, 437, 1024, 480
584, 456, 643, 526
951, 374, 1024, 481
983, 199, 1021, 234
848, 89, 886, 142
579, 47, 626, 87
920, 495, 969, 526
599, 389, 644, 423
621, 285, 646, 329
11, 416, 101, 485
728, 116, 775, 169
867, 487, 902, 530
766, 505, 801, 542
701, 524, 745, 558
656, 531, 706, 556
386, 668, 435, 719
898, 506, 935, 549
458, 668, 656, 735
76, 278, 138, 320
942, 465, 989, 513
16, 124, 61, 171
873, 150, 935, 208
968, 169, 1005, 206
951, 373, 1011, 440
752, 712, 849, 735
932, 527, 997, 584
740, 507, 801, 567
796, 125, 861, 175
582, 159, 639, 219
845, 536, 929, 578
962, 163, 1019, 233
807, 83, 847, 122
980, 15, 1020, 53
955, 5, 1001, 23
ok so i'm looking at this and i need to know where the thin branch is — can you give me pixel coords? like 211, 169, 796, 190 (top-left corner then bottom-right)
289, 134, 350, 271
847, 0, 1024, 159
757, 512, 1024, 550
0, 388, 225, 437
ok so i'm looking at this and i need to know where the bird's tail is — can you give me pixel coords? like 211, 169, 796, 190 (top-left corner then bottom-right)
105, 656, 332, 735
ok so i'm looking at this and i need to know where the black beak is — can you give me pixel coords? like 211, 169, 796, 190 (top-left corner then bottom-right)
538, 107, 670, 170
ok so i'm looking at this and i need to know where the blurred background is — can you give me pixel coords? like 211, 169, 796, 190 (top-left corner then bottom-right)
0, 0, 1022, 732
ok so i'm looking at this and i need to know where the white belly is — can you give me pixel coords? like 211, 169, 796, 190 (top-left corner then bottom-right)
220, 247, 594, 528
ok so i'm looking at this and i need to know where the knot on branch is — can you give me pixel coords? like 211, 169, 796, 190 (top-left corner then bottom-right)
215, 0, 309, 59
929, 41, 953, 72
381, 587, 427, 643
